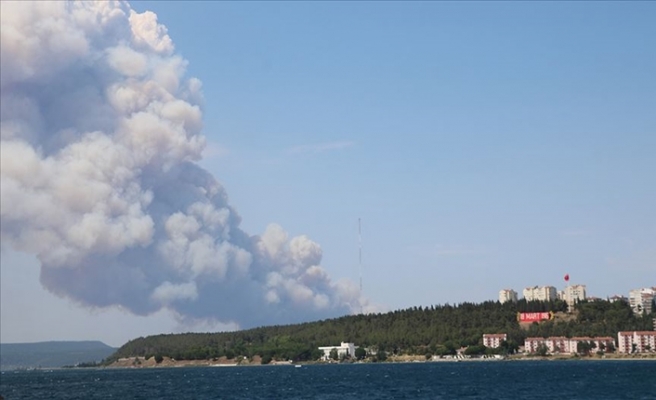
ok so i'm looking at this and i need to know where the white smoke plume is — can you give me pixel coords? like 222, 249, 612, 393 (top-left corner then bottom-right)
0, 1, 369, 328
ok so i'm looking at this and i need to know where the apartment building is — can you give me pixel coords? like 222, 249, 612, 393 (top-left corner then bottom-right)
617, 331, 656, 353
556, 284, 587, 312
628, 288, 655, 315
561, 284, 586, 303
523, 286, 557, 302
499, 289, 518, 304
545, 337, 570, 353
568, 337, 615, 353
524, 337, 546, 353
524, 336, 615, 354
483, 334, 507, 348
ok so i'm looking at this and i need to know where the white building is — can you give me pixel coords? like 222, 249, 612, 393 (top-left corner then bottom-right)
608, 295, 628, 303
483, 334, 507, 348
525, 336, 615, 354
524, 337, 546, 353
544, 337, 571, 353
559, 284, 586, 311
617, 331, 656, 353
628, 288, 655, 315
568, 337, 615, 353
562, 284, 586, 303
499, 289, 518, 304
523, 286, 557, 302
318, 342, 356, 361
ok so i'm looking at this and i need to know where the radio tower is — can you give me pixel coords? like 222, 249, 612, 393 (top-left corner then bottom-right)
358, 217, 363, 314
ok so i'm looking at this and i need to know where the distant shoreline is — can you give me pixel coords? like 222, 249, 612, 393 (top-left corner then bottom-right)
5, 353, 655, 372
100, 353, 656, 370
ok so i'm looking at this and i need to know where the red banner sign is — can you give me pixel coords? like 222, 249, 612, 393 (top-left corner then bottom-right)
518, 312, 553, 323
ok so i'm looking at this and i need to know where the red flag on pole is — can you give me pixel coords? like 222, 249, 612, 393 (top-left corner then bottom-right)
564, 274, 570, 282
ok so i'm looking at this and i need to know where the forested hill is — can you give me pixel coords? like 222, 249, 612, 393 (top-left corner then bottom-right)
107, 299, 654, 363
0, 341, 116, 370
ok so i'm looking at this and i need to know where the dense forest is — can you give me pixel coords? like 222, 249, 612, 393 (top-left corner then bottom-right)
107, 299, 654, 364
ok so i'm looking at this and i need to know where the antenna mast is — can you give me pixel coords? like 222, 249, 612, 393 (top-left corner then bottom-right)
359, 217, 363, 314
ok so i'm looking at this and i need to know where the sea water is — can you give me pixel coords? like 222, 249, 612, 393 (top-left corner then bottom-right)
1, 360, 655, 399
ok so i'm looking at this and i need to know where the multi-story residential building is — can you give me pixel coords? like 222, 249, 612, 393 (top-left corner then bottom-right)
596, 337, 616, 351
568, 337, 615, 353
525, 337, 548, 353
499, 289, 518, 304
545, 336, 570, 353
558, 284, 587, 311
618, 332, 633, 353
617, 331, 656, 353
523, 286, 557, 302
524, 337, 546, 353
483, 334, 507, 348
525, 337, 615, 354
563, 284, 586, 303
629, 288, 655, 315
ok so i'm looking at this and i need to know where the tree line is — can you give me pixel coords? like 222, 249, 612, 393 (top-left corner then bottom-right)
105, 299, 653, 364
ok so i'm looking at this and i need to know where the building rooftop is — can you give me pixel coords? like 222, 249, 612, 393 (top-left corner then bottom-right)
618, 331, 656, 335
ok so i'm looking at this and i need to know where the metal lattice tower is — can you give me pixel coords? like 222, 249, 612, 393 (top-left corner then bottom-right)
359, 217, 363, 314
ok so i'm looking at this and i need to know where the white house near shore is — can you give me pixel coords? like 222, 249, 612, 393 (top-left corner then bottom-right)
318, 342, 356, 360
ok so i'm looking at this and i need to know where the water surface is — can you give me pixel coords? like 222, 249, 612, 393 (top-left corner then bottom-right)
1, 360, 655, 399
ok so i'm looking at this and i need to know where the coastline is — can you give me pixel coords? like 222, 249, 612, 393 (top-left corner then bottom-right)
5, 353, 655, 373
93, 352, 656, 370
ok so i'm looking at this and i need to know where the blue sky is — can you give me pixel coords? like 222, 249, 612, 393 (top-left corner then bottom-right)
142, 1, 655, 302
1, 1, 654, 346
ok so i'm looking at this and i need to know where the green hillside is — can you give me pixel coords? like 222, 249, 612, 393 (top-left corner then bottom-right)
0, 341, 116, 370
107, 299, 654, 363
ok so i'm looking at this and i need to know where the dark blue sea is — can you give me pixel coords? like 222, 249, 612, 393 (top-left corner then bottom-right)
1, 360, 655, 399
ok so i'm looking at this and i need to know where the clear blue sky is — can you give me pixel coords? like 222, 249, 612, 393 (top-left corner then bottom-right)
1, 1, 654, 346
140, 1, 655, 301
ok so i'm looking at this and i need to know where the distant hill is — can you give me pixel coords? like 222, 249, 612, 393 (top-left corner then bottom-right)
0, 341, 116, 370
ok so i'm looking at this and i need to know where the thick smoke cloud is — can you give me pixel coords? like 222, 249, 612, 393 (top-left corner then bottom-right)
0, 1, 367, 328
